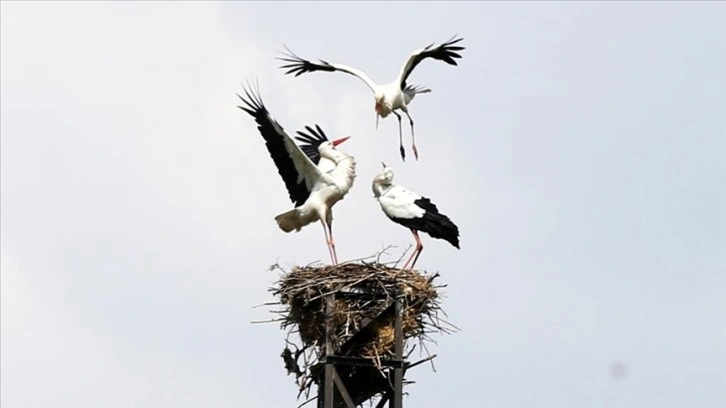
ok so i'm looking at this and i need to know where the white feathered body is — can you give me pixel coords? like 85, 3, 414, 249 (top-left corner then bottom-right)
275, 150, 356, 232
373, 183, 425, 220
372, 167, 460, 249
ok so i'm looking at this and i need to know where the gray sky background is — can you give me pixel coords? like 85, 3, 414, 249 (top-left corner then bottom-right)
1, 2, 724, 407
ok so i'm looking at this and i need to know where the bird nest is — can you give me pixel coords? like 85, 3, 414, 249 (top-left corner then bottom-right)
262, 257, 457, 407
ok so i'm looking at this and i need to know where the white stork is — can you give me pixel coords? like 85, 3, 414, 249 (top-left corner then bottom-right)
237, 82, 357, 265
372, 162, 460, 270
279, 35, 465, 162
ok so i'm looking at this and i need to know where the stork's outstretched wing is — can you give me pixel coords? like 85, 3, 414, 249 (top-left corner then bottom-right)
237, 82, 323, 207
278, 46, 378, 92
397, 35, 465, 90
295, 124, 329, 165
295, 124, 339, 174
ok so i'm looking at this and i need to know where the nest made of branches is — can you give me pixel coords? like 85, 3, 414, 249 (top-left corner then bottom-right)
264, 258, 457, 406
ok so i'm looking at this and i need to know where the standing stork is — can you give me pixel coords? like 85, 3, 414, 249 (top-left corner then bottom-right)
237, 82, 357, 265
279, 35, 465, 162
372, 162, 460, 270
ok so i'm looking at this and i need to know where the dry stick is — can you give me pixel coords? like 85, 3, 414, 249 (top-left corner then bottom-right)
419, 340, 437, 373
251, 318, 285, 324
338, 245, 396, 266
337, 272, 379, 294
405, 354, 438, 371
392, 243, 414, 268
251, 301, 279, 309
296, 395, 317, 408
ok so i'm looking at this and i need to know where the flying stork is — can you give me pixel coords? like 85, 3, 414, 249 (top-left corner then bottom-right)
372, 163, 460, 270
278, 35, 465, 162
237, 82, 357, 265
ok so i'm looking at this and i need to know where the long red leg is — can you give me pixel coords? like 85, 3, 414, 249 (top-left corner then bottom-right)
401, 250, 415, 270
403, 110, 418, 160
327, 221, 338, 265
402, 229, 424, 270
321, 221, 336, 265
408, 229, 424, 270
393, 111, 405, 161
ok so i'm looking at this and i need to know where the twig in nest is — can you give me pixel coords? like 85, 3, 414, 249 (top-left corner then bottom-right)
405, 354, 438, 372
392, 243, 414, 268
296, 395, 317, 408
251, 317, 285, 324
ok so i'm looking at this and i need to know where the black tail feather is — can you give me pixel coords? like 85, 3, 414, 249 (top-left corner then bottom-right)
391, 197, 460, 249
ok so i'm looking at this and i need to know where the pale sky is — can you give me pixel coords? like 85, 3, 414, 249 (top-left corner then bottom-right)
1, 2, 725, 408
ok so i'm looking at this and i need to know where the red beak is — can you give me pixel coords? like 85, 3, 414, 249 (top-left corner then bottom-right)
331, 136, 351, 147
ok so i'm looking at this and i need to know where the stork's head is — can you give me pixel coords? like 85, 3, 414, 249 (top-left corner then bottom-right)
295, 124, 353, 165
372, 161, 394, 197
318, 135, 352, 161
374, 91, 387, 129
380, 161, 394, 180
374, 91, 385, 113
318, 135, 350, 151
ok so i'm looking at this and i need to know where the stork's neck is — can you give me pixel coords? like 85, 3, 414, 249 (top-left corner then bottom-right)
377, 100, 393, 118
323, 149, 353, 167
326, 151, 356, 192
372, 181, 392, 198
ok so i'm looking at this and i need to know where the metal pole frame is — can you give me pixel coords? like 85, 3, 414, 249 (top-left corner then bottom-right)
317, 292, 405, 408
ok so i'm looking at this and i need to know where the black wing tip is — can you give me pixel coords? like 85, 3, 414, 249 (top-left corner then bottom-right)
279, 61, 326, 76
452, 237, 461, 249
439, 218, 461, 249
392, 204, 461, 249
452, 225, 461, 248
407, 35, 466, 73
277, 44, 298, 60
276, 45, 333, 75
428, 35, 464, 50
295, 123, 327, 164
440, 35, 466, 57
294, 123, 329, 145
443, 34, 464, 43
276, 45, 305, 73
236, 79, 275, 125
236, 104, 256, 117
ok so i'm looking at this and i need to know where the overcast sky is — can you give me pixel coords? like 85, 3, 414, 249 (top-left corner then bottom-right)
2, 2, 724, 408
